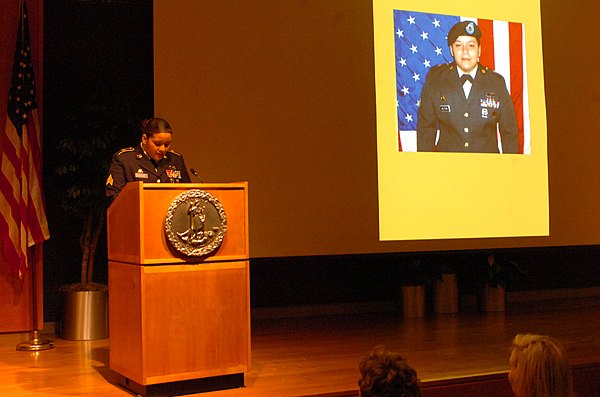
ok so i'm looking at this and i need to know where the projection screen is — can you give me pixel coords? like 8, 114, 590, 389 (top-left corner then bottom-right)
154, 0, 600, 258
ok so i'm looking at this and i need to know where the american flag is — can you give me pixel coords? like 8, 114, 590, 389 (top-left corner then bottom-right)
394, 10, 529, 154
0, 1, 50, 278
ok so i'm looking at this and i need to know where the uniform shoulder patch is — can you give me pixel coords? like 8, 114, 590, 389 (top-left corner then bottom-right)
479, 64, 497, 75
426, 63, 452, 80
482, 67, 504, 80
433, 63, 450, 71
116, 147, 135, 156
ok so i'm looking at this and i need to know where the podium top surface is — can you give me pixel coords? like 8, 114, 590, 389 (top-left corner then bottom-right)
140, 182, 248, 190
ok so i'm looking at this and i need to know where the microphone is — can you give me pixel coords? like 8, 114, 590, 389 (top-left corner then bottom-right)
189, 168, 204, 183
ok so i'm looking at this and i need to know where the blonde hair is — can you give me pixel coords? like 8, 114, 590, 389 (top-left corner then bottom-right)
510, 334, 574, 397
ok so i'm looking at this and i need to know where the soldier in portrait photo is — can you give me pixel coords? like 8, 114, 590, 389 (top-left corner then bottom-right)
416, 21, 519, 153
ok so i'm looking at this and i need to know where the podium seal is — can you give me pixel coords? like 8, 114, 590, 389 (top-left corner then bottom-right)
165, 189, 227, 257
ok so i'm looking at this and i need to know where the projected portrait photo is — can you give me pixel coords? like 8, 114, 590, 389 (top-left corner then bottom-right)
373, 1, 547, 241
394, 10, 530, 154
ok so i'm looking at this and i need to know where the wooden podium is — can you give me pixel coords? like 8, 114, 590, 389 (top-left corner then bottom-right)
107, 182, 250, 396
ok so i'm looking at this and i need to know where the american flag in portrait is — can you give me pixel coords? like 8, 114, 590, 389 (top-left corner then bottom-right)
393, 10, 529, 154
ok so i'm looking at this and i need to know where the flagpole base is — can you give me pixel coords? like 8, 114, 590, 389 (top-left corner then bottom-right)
16, 330, 55, 351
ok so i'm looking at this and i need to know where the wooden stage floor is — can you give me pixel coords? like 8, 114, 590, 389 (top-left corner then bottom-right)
1, 296, 599, 397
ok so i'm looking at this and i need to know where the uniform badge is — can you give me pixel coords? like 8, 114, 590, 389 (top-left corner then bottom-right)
136, 154, 143, 159
480, 93, 499, 109
481, 108, 489, 119
466, 22, 475, 35
135, 168, 148, 179
167, 170, 181, 179
440, 104, 451, 112
166, 168, 182, 180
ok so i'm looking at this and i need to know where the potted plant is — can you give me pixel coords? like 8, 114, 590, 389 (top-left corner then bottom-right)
479, 253, 527, 312
50, 102, 139, 340
399, 258, 438, 318
432, 261, 459, 314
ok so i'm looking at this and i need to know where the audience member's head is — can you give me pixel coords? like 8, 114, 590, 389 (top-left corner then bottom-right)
509, 334, 574, 397
358, 345, 420, 397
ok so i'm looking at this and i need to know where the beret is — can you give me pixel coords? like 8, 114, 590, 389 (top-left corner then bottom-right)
447, 21, 481, 46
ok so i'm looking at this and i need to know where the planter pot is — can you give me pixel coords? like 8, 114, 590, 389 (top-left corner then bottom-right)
402, 285, 426, 318
434, 273, 459, 314
481, 285, 506, 312
59, 288, 109, 340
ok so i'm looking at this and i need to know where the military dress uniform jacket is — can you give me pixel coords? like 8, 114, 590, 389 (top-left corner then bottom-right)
105, 144, 191, 201
416, 63, 519, 153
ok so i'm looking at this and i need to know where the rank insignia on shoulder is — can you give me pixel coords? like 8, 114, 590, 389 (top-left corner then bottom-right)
116, 147, 135, 156
136, 154, 143, 159
169, 149, 183, 157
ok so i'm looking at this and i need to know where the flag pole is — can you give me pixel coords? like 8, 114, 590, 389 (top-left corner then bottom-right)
11, 0, 54, 352
17, 245, 54, 351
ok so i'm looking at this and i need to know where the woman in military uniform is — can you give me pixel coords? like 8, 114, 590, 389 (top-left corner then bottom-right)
106, 117, 191, 201
416, 21, 519, 153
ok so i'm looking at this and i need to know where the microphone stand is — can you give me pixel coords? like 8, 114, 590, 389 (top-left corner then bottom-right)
190, 168, 204, 183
